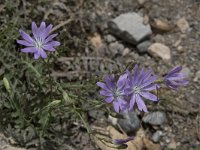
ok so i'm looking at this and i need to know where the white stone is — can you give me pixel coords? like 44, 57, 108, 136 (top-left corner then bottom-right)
176, 17, 189, 33
148, 43, 171, 60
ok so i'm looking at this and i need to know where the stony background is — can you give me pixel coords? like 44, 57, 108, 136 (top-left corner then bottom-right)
0, 0, 200, 149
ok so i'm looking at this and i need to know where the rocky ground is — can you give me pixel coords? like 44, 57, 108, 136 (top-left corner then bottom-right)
1, 0, 200, 149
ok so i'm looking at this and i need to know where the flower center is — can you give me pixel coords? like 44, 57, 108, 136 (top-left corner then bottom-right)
113, 89, 122, 99
34, 37, 44, 49
133, 86, 141, 94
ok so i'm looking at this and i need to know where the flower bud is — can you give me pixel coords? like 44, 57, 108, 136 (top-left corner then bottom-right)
3, 77, 11, 93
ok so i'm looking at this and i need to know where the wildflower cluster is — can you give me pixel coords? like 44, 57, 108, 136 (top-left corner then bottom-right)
97, 65, 188, 113
16, 21, 189, 146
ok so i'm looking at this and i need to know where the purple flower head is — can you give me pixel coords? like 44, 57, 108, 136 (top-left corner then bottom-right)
96, 74, 128, 113
113, 136, 134, 145
164, 66, 189, 90
125, 65, 159, 112
17, 21, 60, 59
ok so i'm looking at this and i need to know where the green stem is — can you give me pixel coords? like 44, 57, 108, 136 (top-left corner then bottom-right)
43, 58, 53, 99
74, 106, 91, 134
10, 92, 24, 127
155, 78, 164, 84
22, 61, 41, 78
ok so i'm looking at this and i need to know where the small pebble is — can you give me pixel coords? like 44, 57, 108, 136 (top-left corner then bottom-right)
122, 48, 131, 56
105, 34, 116, 43
166, 138, 171, 144
137, 41, 152, 53
152, 130, 163, 142
176, 17, 190, 33
108, 42, 124, 56
117, 111, 141, 133
148, 43, 171, 61
153, 34, 165, 43
181, 67, 192, 77
168, 139, 177, 149
177, 46, 183, 51
142, 111, 167, 125
194, 70, 200, 82
137, 0, 147, 5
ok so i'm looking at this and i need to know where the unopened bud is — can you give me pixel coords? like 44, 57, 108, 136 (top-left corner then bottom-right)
3, 77, 11, 93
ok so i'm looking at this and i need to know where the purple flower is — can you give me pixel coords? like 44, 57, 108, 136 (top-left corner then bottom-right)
96, 74, 128, 113
113, 136, 134, 145
164, 66, 189, 90
17, 21, 60, 59
125, 65, 159, 112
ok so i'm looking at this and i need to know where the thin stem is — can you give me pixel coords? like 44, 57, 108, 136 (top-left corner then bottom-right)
22, 61, 41, 78
74, 105, 91, 134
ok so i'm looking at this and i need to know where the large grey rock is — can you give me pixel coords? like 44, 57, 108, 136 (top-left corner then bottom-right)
117, 111, 140, 133
142, 111, 167, 125
108, 12, 152, 45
